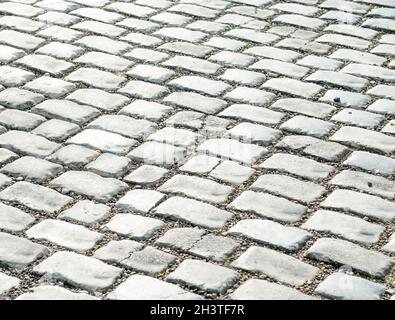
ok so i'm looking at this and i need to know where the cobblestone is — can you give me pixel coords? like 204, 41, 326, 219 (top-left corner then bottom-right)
232, 246, 319, 286
1, 0, 395, 301
167, 259, 239, 293
107, 275, 202, 300
307, 238, 393, 278
315, 272, 387, 300
33, 251, 122, 291
26, 219, 103, 252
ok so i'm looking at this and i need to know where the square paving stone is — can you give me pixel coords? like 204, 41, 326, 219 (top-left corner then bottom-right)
1, 156, 63, 183
88, 115, 156, 140
67, 89, 128, 112
306, 238, 393, 278
67, 129, 137, 155
229, 219, 311, 252
0, 109, 46, 131
33, 251, 122, 291
0, 232, 49, 268
123, 165, 168, 185
0, 273, 20, 296
107, 275, 202, 300
303, 210, 385, 245
33, 119, 80, 141
0, 88, 44, 110
189, 234, 239, 262
156, 228, 206, 251
158, 174, 233, 204
15, 286, 98, 300
86, 153, 130, 178
167, 259, 239, 293
120, 100, 173, 121
232, 246, 319, 286
127, 141, 186, 168
197, 138, 267, 165
232, 279, 314, 300
32, 99, 100, 125
94, 240, 144, 263
47, 144, 100, 168
104, 214, 164, 240
17, 54, 74, 76
0, 181, 72, 213
315, 272, 387, 300
154, 196, 232, 229
229, 190, 307, 223
50, 171, 128, 203
26, 219, 103, 252
23, 76, 76, 98
0, 130, 60, 158
116, 189, 164, 213
59, 200, 111, 225
121, 246, 177, 275
0, 202, 34, 232
209, 160, 255, 184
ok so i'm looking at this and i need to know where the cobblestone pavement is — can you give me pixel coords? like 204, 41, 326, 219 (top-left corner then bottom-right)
0, 0, 395, 301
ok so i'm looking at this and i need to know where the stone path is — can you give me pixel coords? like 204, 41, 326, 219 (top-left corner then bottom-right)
0, 0, 395, 301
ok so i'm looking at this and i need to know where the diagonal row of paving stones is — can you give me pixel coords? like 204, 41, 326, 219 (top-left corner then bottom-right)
0, 0, 395, 300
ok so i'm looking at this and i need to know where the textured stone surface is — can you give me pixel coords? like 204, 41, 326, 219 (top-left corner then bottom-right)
1, 0, 395, 301
33, 251, 122, 291
232, 279, 314, 300
26, 219, 103, 252
50, 171, 128, 202
0, 232, 48, 268
167, 259, 239, 293
307, 238, 393, 278
315, 273, 387, 300
0, 181, 72, 213
108, 275, 202, 300
232, 246, 319, 286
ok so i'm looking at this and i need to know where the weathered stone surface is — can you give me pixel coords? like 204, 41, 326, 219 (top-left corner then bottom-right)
59, 200, 110, 225
121, 246, 176, 275
229, 191, 307, 223
252, 174, 325, 204
229, 219, 311, 251
94, 240, 143, 263
1, 0, 395, 300
0, 273, 20, 296
26, 219, 103, 252
315, 273, 387, 300
127, 142, 186, 168
0, 131, 60, 158
306, 238, 393, 278
232, 246, 319, 286
158, 175, 233, 204
260, 153, 334, 181
321, 189, 395, 222
51, 171, 128, 202
0, 181, 72, 213
197, 139, 267, 164
232, 279, 314, 300
116, 190, 164, 213
104, 214, 164, 240
0, 202, 34, 232
16, 286, 98, 300
67, 129, 136, 155
302, 210, 384, 245
0, 232, 48, 268
108, 275, 202, 300
154, 197, 232, 229
1, 156, 62, 183
167, 259, 239, 293
33, 251, 122, 291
